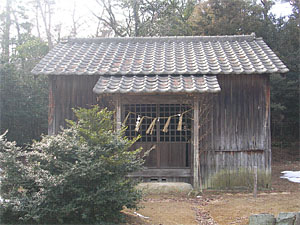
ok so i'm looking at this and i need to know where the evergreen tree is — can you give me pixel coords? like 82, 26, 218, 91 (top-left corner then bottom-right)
0, 0, 49, 145
0, 106, 144, 224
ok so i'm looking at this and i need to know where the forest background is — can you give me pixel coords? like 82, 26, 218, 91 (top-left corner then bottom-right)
0, 0, 299, 147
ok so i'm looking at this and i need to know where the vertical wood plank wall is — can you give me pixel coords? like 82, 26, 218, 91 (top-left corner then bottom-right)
199, 74, 271, 189
49, 74, 272, 189
48, 75, 100, 134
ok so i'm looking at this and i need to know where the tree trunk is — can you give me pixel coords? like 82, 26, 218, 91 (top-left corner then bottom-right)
133, 0, 140, 36
36, 0, 53, 48
2, 0, 12, 61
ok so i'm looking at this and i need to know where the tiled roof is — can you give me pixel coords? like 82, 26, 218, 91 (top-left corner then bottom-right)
93, 75, 220, 94
32, 34, 289, 76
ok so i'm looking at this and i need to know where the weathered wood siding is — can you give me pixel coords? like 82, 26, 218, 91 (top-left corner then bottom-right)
48, 75, 100, 134
199, 74, 271, 189
48, 74, 271, 189
132, 142, 191, 168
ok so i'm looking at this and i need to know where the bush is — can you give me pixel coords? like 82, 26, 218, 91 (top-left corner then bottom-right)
0, 106, 144, 224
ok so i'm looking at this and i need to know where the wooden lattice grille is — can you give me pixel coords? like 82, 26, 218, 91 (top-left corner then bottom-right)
124, 104, 191, 142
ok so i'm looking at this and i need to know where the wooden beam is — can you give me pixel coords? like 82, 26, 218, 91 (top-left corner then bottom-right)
121, 94, 193, 104
115, 94, 122, 130
193, 97, 200, 189
128, 168, 191, 178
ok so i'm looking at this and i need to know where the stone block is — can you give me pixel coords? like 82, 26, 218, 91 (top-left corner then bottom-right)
136, 182, 193, 195
249, 214, 276, 225
295, 212, 300, 225
276, 212, 296, 225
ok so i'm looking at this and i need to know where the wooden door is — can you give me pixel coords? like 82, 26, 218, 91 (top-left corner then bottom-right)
124, 104, 191, 169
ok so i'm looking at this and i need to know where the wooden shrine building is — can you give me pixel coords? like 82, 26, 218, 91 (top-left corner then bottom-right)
32, 34, 289, 189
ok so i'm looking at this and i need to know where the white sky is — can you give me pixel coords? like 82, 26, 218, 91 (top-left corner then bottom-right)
271, 1, 293, 17
52, 0, 100, 37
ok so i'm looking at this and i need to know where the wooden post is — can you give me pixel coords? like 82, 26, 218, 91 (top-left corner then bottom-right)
48, 76, 55, 135
115, 94, 122, 130
193, 97, 200, 189
253, 166, 258, 198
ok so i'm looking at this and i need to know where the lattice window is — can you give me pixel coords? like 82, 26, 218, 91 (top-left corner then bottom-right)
123, 104, 191, 142
159, 104, 191, 142
124, 104, 157, 142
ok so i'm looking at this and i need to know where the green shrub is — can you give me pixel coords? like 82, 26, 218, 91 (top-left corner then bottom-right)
0, 106, 144, 224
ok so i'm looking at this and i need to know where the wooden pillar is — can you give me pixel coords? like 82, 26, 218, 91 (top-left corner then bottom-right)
48, 76, 56, 135
265, 76, 271, 173
193, 97, 200, 189
115, 94, 122, 130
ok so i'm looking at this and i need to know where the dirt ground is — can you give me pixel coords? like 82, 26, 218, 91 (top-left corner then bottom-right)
124, 146, 300, 225
123, 195, 216, 225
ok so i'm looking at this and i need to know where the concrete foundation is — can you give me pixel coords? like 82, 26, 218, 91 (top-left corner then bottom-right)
136, 182, 193, 195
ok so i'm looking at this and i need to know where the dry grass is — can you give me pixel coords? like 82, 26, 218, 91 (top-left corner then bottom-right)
124, 199, 198, 225
123, 195, 216, 225
204, 160, 300, 225
205, 191, 300, 225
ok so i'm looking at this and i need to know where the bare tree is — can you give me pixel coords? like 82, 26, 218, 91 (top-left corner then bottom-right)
69, 1, 88, 38
34, 3, 41, 39
92, 0, 128, 37
1, 0, 12, 61
54, 23, 61, 42
71, 1, 78, 37
34, 0, 54, 48
11, 9, 21, 45
92, 0, 196, 37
